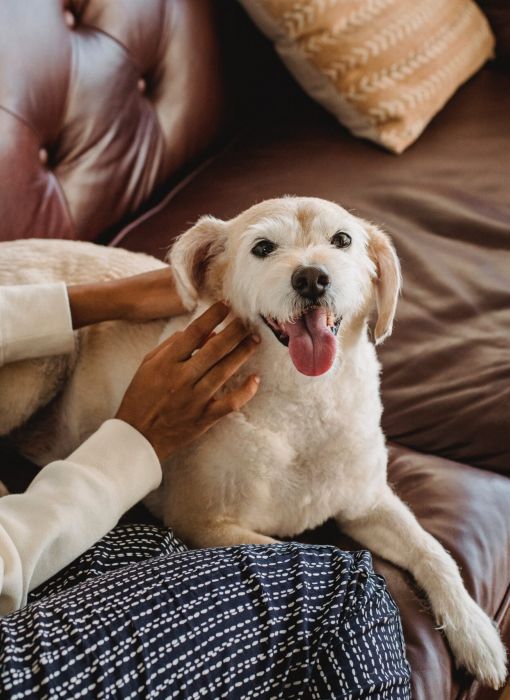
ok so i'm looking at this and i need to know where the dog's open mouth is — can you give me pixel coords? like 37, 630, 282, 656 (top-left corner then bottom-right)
261, 308, 341, 377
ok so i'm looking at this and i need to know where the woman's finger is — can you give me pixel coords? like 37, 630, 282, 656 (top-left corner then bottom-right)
188, 318, 253, 379
194, 336, 259, 398
203, 375, 260, 422
196, 331, 216, 350
149, 302, 230, 363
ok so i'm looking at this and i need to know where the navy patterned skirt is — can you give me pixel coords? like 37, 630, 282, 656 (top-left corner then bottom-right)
0, 524, 411, 698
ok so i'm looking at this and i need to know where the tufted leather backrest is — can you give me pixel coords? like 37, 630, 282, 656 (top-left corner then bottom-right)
0, 0, 226, 242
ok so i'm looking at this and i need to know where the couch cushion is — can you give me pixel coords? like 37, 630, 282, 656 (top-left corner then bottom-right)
115, 65, 510, 476
0, 0, 226, 243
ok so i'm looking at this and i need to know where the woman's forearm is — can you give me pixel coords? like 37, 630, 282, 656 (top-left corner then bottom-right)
67, 268, 187, 329
0, 269, 186, 367
0, 420, 161, 614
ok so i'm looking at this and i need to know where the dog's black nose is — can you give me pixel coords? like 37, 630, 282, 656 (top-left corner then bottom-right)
291, 265, 330, 299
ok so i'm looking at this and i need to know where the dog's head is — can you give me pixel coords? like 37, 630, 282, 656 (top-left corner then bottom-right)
169, 197, 401, 377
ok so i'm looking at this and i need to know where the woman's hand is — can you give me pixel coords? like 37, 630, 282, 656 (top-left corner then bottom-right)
67, 267, 187, 329
115, 303, 260, 461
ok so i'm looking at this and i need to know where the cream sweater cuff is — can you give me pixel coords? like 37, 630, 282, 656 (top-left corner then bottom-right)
0, 282, 74, 366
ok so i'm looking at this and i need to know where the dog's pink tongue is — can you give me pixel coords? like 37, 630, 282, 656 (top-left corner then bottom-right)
283, 308, 336, 376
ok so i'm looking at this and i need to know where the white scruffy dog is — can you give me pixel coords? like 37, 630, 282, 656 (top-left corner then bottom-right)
0, 197, 506, 689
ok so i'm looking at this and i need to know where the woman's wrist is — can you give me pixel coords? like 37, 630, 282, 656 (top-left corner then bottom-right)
67, 279, 130, 329
67, 268, 187, 330
119, 268, 187, 322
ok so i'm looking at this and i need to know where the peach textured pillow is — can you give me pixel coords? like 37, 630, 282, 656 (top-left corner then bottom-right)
239, 0, 495, 153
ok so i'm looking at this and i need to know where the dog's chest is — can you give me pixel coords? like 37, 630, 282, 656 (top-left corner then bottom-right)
234, 370, 383, 536
157, 318, 385, 538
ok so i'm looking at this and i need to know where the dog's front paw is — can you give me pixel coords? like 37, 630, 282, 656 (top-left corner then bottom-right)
444, 597, 507, 689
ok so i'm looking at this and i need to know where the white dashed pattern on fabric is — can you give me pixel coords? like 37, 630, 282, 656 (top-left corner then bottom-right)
0, 524, 411, 698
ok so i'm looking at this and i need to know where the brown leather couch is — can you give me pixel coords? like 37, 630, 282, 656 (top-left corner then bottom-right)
1, 2, 509, 698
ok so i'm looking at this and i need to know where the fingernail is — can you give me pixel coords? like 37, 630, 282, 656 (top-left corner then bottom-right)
253, 375, 260, 384
220, 299, 230, 307
251, 334, 261, 344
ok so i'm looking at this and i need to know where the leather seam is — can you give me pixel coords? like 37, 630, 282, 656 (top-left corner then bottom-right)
78, 24, 144, 76
0, 105, 43, 144
110, 131, 245, 250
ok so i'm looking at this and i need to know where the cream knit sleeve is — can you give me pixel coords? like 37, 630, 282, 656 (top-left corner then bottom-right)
0, 282, 74, 366
0, 283, 162, 615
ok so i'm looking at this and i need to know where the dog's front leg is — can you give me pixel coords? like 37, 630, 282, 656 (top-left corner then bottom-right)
336, 486, 507, 689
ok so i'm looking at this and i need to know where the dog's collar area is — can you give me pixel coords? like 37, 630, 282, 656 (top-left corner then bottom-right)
260, 312, 341, 346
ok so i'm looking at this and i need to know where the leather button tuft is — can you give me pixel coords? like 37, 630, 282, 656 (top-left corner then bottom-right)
38, 148, 48, 166
137, 78, 147, 94
64, 10, 76, 28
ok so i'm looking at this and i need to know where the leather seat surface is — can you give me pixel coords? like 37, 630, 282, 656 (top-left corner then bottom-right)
114, 66, 510, 699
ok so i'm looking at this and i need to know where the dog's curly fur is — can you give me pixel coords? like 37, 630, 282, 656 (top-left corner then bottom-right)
0, 197, 506, 688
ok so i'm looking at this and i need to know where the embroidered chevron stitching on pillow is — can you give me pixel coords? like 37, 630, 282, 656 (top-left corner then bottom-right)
239, 0, 495, 153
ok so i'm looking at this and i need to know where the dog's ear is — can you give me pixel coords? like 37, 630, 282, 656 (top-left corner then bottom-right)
366, 223, 402, 344
168, 216, 227, 310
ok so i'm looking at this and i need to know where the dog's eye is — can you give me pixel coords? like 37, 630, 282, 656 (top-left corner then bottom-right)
331, 231, 352, 249
251, 239, 277, 258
